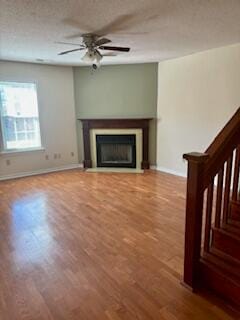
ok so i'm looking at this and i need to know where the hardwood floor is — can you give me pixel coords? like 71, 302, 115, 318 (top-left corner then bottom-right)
0, 170, 238, 320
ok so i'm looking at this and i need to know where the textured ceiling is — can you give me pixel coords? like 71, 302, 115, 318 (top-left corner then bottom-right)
0, 0, 240, 66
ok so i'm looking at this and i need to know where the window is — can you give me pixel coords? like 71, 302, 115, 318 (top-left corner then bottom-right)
0, 81, 42, 152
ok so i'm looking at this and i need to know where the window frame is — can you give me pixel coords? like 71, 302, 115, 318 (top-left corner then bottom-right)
0, 80, 44, 154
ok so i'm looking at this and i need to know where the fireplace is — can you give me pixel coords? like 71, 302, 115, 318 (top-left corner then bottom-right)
96, 134, 136, 168
79, 118, 152, 169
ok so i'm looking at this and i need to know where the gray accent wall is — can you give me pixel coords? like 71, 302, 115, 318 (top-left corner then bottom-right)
73, 63, 158, 165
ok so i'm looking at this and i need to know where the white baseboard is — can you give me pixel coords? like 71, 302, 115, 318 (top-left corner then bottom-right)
150, 165, 157, 170
0, 163, 187, 181
0, 163, 83, 181
151, 165, 187, 178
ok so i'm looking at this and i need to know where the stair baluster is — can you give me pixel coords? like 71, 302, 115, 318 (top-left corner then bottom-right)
183, 107, 240, 308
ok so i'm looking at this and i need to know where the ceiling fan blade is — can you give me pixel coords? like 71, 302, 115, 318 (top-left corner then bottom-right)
63, 18, 90, 39
64, 14, 133, 39
65, 33, 84, 40
95, 38, 112, 46
64, 5, 164, 39
99, 46, 130, 52
58, 48, 85, 55
94, 15, 132, 36
102, 53, 118, 57
55, 41, 85, 47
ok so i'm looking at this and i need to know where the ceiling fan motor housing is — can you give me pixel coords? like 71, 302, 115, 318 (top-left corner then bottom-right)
82, 34, 99, 49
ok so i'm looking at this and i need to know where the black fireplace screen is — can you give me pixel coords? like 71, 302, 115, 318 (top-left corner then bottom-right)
96, 134, 136, 168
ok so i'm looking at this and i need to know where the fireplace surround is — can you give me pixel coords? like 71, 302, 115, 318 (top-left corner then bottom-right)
79, 118, 152, 169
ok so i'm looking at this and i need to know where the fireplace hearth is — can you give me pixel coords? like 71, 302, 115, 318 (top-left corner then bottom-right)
96, 134, 136, 168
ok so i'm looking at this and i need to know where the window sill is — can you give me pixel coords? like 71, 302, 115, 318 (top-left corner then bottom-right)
0, 147, 45, 156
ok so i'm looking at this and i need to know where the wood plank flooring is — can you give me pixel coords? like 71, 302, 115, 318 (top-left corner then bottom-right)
0, 169, 238, 320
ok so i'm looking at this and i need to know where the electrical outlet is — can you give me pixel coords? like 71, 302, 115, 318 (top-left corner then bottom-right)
45, 155, 49, 160
6, 159, 10, 166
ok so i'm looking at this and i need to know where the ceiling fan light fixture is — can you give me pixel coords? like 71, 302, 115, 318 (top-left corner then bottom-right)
82, 49, 103, 67
95, 50, 102, 63
82, 50, 95, 63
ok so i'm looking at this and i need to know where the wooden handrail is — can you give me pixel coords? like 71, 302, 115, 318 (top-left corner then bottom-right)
203, 107, 240, 187
205, 108, 240, 157
183, 107, 240, 290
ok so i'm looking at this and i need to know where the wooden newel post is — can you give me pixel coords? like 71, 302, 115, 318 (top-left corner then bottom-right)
183, 152, 209, 290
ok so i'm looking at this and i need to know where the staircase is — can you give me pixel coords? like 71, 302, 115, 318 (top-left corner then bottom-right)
183, 107, 240, 308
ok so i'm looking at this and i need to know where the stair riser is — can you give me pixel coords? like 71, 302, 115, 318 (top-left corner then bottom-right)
230, 202, 240, 221
212, 229, 240, 260
230, 211, 240, 221
199, 260, 240, 308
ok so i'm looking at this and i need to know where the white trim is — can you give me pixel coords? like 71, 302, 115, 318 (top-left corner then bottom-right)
150, 165, 157, 170
0, 147, 45, 156
0, 163, 83, 181
154, 166, 187, 178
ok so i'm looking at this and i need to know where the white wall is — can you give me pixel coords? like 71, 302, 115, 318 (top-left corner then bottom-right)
0, 61, 79, 179
157, 43, 240, 177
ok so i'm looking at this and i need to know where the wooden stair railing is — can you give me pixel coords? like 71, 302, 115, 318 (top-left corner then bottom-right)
183, 107, 240, 305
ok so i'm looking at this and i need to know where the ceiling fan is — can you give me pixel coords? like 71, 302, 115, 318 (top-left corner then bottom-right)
57, 33, 130, 69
